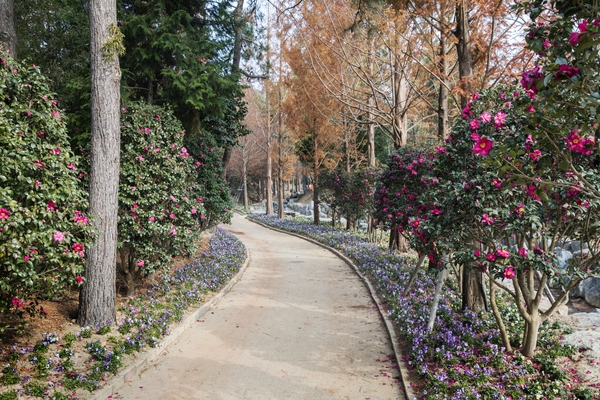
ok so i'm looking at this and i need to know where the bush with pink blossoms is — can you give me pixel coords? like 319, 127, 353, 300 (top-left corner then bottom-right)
0, 54, 92, 324
117, 103, 205, 294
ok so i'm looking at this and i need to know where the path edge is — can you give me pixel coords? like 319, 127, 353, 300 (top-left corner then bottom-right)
92, 248, 251, 400
246, 216, 415, 400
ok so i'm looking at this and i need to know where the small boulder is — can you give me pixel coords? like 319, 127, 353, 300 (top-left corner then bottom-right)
583, 277, 600, 308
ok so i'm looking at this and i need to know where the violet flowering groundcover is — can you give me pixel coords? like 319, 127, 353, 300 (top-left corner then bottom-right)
0, 228, 246, 400
250, 214, 597, 400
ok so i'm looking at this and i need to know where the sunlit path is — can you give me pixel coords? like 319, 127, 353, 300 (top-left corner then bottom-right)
115, 213, 404, 399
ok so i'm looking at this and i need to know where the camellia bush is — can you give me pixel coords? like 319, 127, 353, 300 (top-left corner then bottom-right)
185, 134, 233, 230
373, 147, 438, 257
0, 54, 92, 323
320, 167, 378, 229
117, 103, 205, 294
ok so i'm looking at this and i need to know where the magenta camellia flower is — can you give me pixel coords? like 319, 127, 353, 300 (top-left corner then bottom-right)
170, 229, 177, 235
527, 105, 535, 113
480, 112, 492, 123
566, 130, 584, 152
33, 159, 45, 169
474, 249, 481, 257
23, 255, 30, 261
51, 110, 60, 118
469, 119, 479, 130
72, 243, 84, 252
191, 207, 197, 215
137, 260, 145, 267
67, 162, 77, 171
76, 276, 83, 284
486, 253, 497, 262
481, 213, 495, 225
12, 297, 25, 308
473, 137, 493, 156
53, 231, 65, 242
149, 216, 156, 222
503, 266, 516, 280
521, 66, 542, 93
492, 178, 502, 189
518, 247, 528, 257
496, 249, 510, 258
169, 213, 176, 220
557, 64, 580, 78
137, 156, 145, 162
529, 149, 542, 161
0, 208, 10, 219
410, 218, 421, 228
569, 32, 582, 46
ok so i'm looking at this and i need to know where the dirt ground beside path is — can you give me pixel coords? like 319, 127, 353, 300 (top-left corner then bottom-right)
113, 214, 404, 400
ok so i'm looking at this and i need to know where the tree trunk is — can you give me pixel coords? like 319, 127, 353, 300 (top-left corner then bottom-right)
461, 265, 485, 312
78, 0, 121, 327
521, 314, 542, 357
489, 278, 512, 352
222, 0, 245, 170
0, 0, 16, 58
455, 0, 473, 108
242, 159, 249, 210
437, 31, 449, 141
392, 20, 408, 148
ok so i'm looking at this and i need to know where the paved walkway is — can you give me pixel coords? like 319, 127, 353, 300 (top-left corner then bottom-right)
115, 214, 404, 399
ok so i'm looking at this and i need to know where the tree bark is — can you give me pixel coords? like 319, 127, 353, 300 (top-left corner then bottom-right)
455, 0, 473, 108
461, 265, 485, 312
78, 0, 121, 327
313, 126, 320, 226
437, 31, 449, 141
0, 0, 16, 58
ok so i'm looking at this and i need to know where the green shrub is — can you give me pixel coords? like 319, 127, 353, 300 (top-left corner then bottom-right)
117, 103, 204, 293
0, 53, 92, 320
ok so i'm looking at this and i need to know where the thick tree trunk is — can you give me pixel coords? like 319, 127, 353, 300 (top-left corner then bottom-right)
521, 314, 542, 357
0, 0, 16, 58
78, 0, 121, 327
461, 266, 485, 312
455, 0, 473, 108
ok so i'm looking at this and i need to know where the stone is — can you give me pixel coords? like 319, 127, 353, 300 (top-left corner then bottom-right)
563, 330, 600, 355
570, 279, 585, 299
583, 277, 600, 307
569, 240, 581, 253
555, 250, 573, 270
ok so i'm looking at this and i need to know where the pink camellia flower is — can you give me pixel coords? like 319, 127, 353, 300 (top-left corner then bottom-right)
191, 207, 197, 215
74, 211, 88, 225
492, 178, 502, 189
557, 64, 580, 78
543, 39, 550, 49
200, 215, 205, 220
169, 213, 176, 219
486, 253, 497, 262
47, 201, 56, 210
12, 297, 25, 308
170, 229, 177, 235
529, 149, 542, 161
578, 20, 589, 32
67, 162, 77, 171
149, 216, 156, 222
52, 148, 62, 155
521, 66, 542, 93
430, 207, 441, 215
144, 127, 151, 134
503, 266, 516, 279
481, 213, 495, 225
51, 110, 60, 118
197, 197, 204, 203
566, 130, 584, 152
72, 243, 84, 252
462, 105, 472, 119
33, 159, 45, 169
137, 260, 145, 267
170, 195, 176, 202
494, 112, 507, 128
518, 247, 528, 257
474, 249, 481, 257
570, 32, 582, 46
137, 156, 145, 162
527, 105, 536, 113
496, 249, 510, 258
0, 208, 10, 219
76, 276, 83, 284
470, 119, 480, 130
35, 180, 41, 187
480, 112, 492, 123
435, 146, 447, 154
473, 137, 494, 156
23, 255, 30, 261
515, 203, 525, 214
53, 231, 65, 242
180, 147, 190, 158
410, 218, 421, 228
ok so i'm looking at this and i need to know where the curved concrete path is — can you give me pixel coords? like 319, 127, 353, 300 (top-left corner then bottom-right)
115, 214, 404, 399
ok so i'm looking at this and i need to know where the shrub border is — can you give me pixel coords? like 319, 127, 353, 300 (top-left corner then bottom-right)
246, 215, 414, 400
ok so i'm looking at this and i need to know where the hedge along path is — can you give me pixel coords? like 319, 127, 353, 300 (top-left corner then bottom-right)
114, 213, 405, 399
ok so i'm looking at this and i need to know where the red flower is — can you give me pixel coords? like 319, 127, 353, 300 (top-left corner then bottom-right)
76, 276, 83, 284
473, 137, 493, 156
72, 243, 84, 252
503, 266, 516, 279
12, 297, 25, 308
